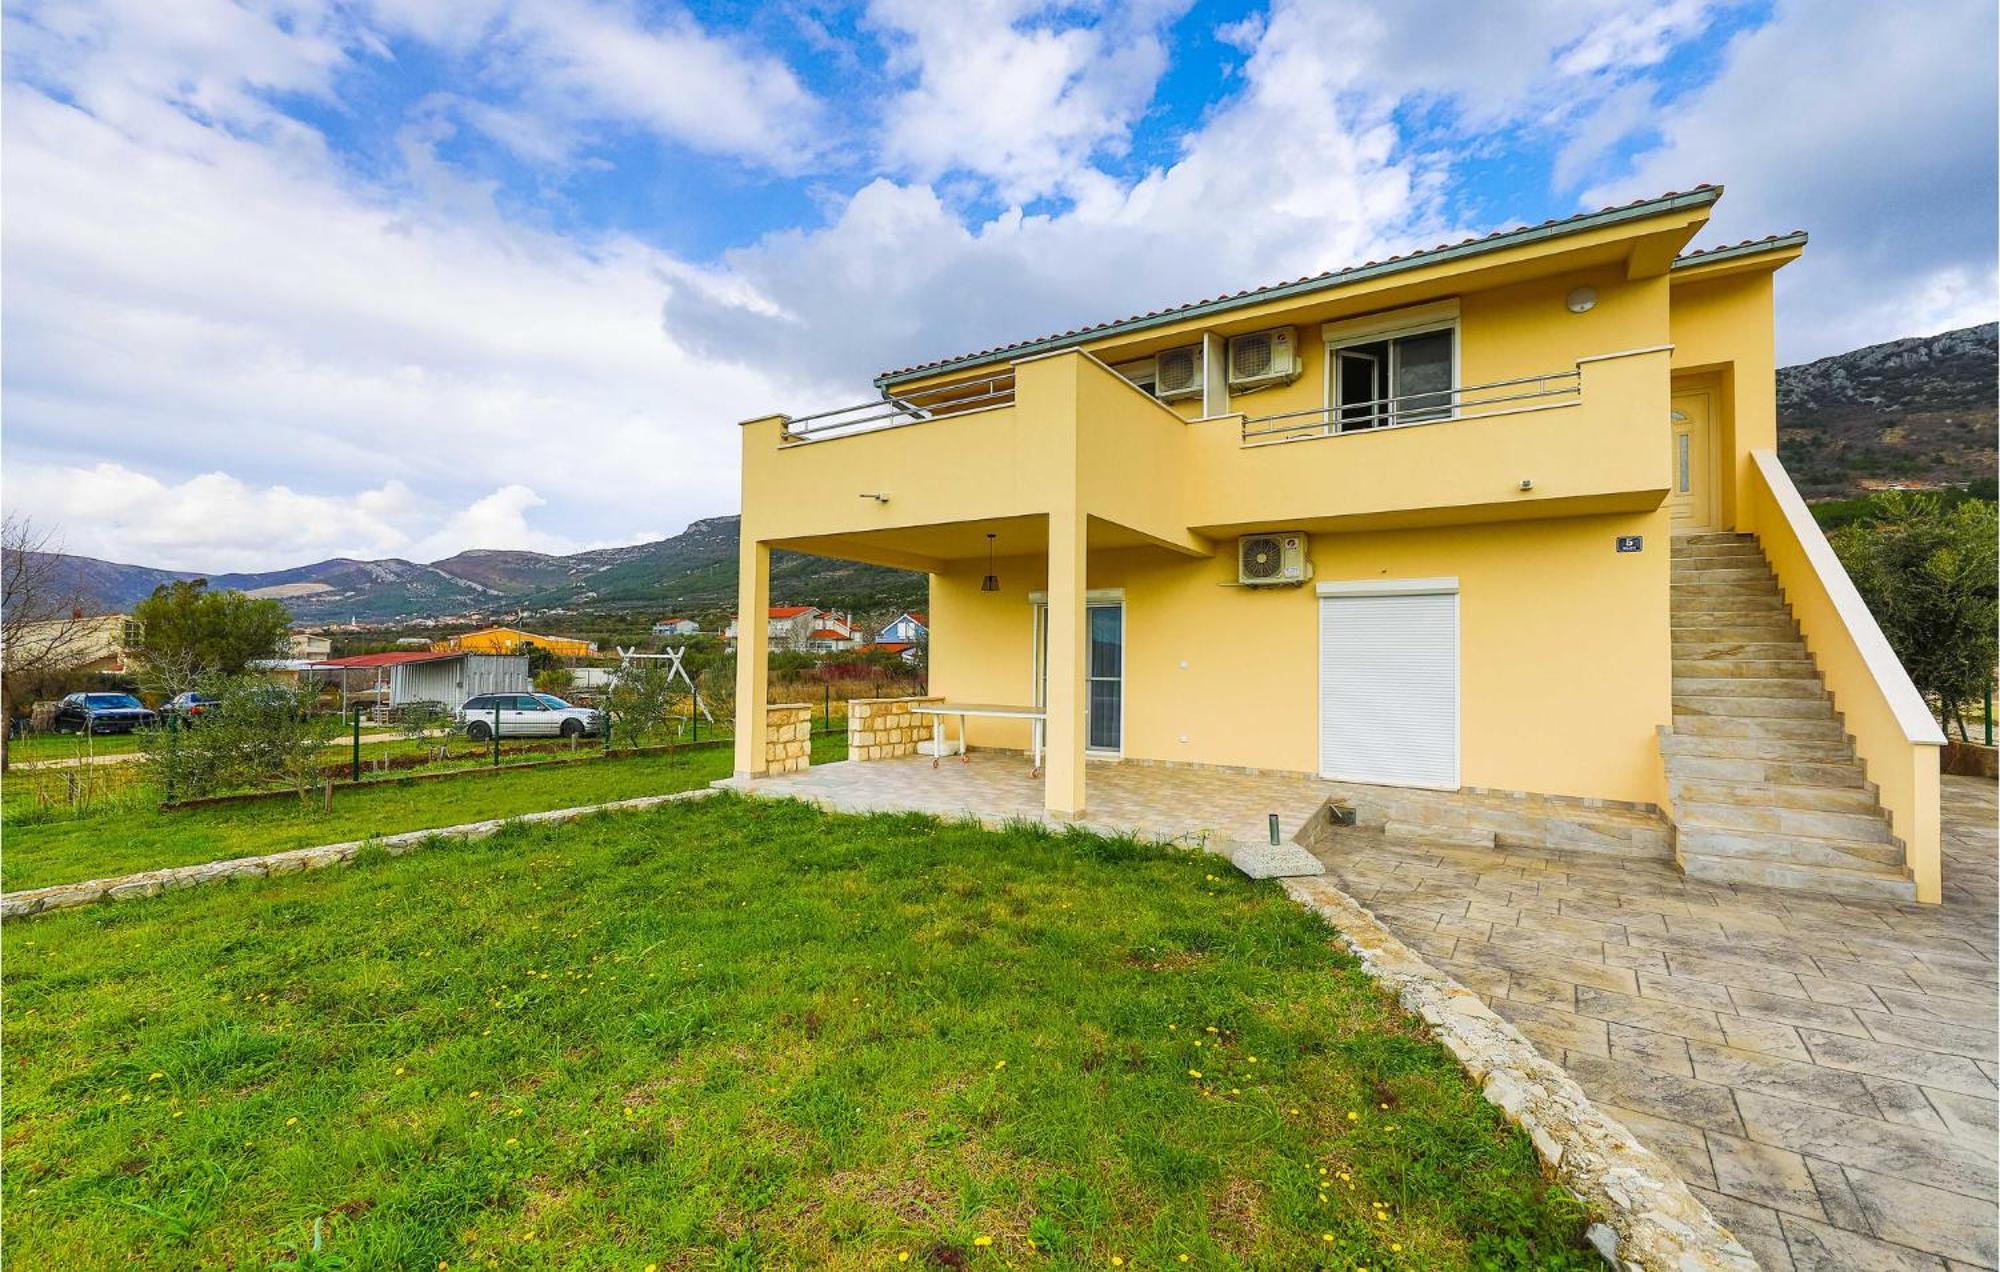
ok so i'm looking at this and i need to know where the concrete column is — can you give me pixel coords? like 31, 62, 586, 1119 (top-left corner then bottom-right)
1043, 508, 1088, 818
732, 537, 772, 779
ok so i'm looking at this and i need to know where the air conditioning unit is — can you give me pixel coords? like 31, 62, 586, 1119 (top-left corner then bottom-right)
1154, 344, 1203, 401
1226, 327, 1301, 392
1237, 532, 1310, 586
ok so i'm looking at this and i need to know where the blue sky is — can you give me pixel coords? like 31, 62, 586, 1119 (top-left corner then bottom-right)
4, 0, 1994, 570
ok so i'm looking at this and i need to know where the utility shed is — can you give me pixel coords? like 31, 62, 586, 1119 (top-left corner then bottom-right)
311, 651, 531, 711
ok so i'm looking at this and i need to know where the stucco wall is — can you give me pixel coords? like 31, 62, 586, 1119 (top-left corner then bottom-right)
929, 509, 1672, 806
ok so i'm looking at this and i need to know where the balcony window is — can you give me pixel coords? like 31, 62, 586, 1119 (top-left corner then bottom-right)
1329, 321, 1457, 432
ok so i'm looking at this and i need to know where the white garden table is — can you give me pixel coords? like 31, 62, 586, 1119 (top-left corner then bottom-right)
910, 703, 1046, 776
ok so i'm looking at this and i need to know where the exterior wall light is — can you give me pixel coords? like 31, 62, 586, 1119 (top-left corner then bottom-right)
980, 533, 1000, 592
1565, 286, 1597, 314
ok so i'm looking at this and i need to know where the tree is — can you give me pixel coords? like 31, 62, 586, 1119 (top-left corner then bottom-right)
1831, 492, 1999, 736
603, 660, 674, 747
140, 674, 340, 804
131, 579, 292, 677
534, 666, 575, 696
1, 517, 94, 769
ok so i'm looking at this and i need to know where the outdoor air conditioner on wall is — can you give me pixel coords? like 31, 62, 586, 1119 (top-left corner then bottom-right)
1237, 532, 1310, 586
1226, 327, 1301, 392
1154, 344, 1204, 400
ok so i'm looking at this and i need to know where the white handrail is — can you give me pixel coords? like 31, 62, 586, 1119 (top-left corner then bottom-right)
1241, 369, 1582, 444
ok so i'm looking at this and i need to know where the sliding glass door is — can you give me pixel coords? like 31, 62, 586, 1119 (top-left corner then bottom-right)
1033, 598, 1124, 754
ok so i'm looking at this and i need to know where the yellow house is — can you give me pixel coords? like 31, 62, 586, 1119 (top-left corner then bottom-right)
731, 186, 1946, 903
430, 626, 595, 658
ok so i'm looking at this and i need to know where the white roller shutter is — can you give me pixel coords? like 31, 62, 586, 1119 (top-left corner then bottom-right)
1318, 583, 1459, 788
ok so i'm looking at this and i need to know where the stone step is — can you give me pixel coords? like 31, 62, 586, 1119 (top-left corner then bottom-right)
1673, 640, 1809, 661
1672, 565, 1776, 584
1670, 776, 1882, 814
1671, 544, 1764, 561
1680, 849, 1916, 903
1661, 748, 1866, 782
1672, 620, 1802, 642
1678, 800, 1896, 849
1673, 714, 1849, 741
1674, 694, 1838, 720
1673, 532, 1757, 548
1672, 658, 1819, 680
1672, 576, 1784, 596
1679, 824, 1900, 874
1672, 676, 1826, 700
1672, 595, 1788, 615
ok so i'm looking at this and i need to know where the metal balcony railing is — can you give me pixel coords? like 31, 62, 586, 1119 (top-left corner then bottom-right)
780, 373, 1016, 443
1240, 369, 1582, 447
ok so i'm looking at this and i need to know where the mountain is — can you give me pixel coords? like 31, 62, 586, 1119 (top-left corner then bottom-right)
1778, 322, 1997, 499
36, 517, 925, 624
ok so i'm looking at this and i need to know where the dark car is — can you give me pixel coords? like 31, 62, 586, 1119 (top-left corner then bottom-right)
162, 692, 222, 724
53, 692, 158, 735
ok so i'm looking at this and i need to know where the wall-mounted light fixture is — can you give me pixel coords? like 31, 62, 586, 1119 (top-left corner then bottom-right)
980, 533, 1000, 592
1565, 286, 1597, 314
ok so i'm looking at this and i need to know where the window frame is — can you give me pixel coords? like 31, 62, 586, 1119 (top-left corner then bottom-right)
1320, 303, 1462, 435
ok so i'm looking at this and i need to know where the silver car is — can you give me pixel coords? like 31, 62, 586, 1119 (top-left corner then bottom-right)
458, 693, 601, 740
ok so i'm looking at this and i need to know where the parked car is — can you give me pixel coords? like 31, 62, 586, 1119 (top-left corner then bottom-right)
161, 692, 222, 724
458, 693, 601, 740
52, 692, 158, 735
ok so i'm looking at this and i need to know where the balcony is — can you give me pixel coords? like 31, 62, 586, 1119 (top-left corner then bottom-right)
740, 344, 1673, 567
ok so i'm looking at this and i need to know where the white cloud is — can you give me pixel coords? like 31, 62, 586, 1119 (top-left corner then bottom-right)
1588, 0, 1998, 361
867, 0, 1187, 203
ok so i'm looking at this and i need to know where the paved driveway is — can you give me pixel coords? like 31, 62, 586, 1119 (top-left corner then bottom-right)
1313, 775, 1998, 1270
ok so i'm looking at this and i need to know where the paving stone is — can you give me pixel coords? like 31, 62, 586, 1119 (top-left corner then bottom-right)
1692, 1186, 1797, 1271
1803, 1155, 1871, 1232
1449, 938, 1640, 994
1563, 1053, 1746, 1134
1575, 984, 1728, 1043
1922, 1087, 2000, 1147
1793, 974, 1886, 1010
1862, 1076, 1954, 1134
1778, 1212, 1949, 1271
1610, 1021, 1696, 1077
1855, 1009, 1999, 1063
1842, 1163, 2000, 1267
1728, 987, 1869, 1037
1735, 1090, 1997, 1200
1870, 985, 2000, 1030
1503, 971, 1579, 1009
1799, 1028, 1999, 1099
1707, 1130, 1826, 1220
1669, 951, 1810, 995
1689, 1041, 1882, 1116
1718, 1015, 1812, 1061
1490, 999, 1609, 1058
1597, 1103, 1717, 1187
1638, 969, 1738, 1011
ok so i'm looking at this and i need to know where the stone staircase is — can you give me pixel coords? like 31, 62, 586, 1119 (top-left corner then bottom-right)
1663, 532, 1915, 902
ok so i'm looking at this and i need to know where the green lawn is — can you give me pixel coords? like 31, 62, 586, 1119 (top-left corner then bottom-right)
2, 735, 840, 892
1, 794, 1591, 1269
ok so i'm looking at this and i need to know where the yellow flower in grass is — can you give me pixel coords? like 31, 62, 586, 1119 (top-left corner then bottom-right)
1391, 1243, 1403, 1253
897, 1255, 910, 1265
1187, 1069, 1203, 1079
973, 1235, 992, 1247
993, 1060, 1007, 1071
1110, 1259, 1124, 1268
1346, 1111, 1359, 1121
286, 1117, 299, 1126
468, 1090, 482, 1100
148, 1071, 164, 1081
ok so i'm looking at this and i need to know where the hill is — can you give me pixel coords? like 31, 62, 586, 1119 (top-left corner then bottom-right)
32, 517, 924, 624
1777, 322, 1996, 499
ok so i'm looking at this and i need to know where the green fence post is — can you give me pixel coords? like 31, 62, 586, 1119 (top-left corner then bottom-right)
693, 688, 701, 744
492, 700, 501, 767
1986, 683, 1994, 748
351, 707, 362, 782
823, 682, 830, 734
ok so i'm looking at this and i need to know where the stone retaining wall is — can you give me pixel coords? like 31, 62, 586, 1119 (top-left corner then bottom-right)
846, 696, 941, 761
765, 703, 813, 774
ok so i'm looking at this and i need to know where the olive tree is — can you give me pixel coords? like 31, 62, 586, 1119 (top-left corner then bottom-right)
1831, 492, 1999, 737
603, 661, 675, 748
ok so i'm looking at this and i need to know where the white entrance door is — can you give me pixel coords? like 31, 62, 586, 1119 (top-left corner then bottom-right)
1318, 583, 1459, 788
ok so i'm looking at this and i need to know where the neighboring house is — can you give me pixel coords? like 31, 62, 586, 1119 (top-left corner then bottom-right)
731, 186, 1949, 905
652, 616, 701, 636
725, 606, 824, 652
868, 641, 921, 665
4, 613, 142, 675
430, 626, 595, 658
878, 611, 927, 644
310, 650, 529, 711
288, 631, 333, 660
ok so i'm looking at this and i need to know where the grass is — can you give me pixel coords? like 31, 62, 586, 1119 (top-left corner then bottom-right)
1, 794, 1592, 1269
0, 733, 843, 893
